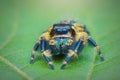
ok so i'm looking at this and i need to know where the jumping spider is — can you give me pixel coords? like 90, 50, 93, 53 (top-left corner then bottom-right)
30, 19, 104, 70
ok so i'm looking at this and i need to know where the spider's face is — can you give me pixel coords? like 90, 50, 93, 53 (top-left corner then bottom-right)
53, 24, 71, 34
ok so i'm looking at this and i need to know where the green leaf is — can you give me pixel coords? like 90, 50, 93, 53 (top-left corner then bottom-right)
0, 0, 120, 80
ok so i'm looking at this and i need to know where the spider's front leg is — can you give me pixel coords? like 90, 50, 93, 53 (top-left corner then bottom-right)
88, 37, 104, 61
60, 38, 84, 69
42, 50, 54, 70
41, 37, 55, 70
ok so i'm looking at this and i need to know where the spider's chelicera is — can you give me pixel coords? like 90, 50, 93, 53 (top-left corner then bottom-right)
30, 19, 104, 70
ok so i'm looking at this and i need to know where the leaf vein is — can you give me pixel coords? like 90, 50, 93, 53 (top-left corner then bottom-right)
0, 56, 33, 80
86, 15, 99, 80
86, 49, 97, 80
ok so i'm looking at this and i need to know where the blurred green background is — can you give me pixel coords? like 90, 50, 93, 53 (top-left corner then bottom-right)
0, 0, 120, 80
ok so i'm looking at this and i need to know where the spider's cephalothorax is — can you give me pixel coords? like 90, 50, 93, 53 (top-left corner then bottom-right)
30, 20, 104, 70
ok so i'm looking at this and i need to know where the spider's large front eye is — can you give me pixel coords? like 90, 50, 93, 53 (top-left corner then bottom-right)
62, 28, 67, 34
56, 28, 62, 34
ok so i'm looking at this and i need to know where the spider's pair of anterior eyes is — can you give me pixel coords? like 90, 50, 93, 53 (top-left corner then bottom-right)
55, 28, 68, 34
53, 24, 71, 34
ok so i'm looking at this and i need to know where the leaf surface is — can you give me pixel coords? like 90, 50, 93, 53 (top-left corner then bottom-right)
0, 0, 120, 80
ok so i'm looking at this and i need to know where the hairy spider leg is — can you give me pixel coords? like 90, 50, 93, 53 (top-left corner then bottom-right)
88, 37, 104, 61
42, 50, 55, 70
60, 38, 84, 69
30, 42, 40, 64
40, 37, 55, 70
